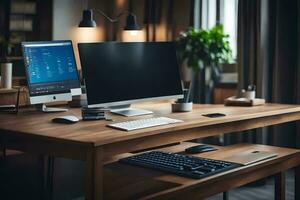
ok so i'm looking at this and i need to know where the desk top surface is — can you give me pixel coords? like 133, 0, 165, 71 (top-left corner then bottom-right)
0, 103, 299, 146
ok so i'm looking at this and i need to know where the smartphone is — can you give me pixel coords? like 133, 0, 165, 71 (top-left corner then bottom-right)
202, 113, 226, 118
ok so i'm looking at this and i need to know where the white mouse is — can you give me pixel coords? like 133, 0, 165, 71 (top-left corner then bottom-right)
52, 115, 79, 124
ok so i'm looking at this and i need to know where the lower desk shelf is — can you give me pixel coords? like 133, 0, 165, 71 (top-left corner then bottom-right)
103, 142, 300, 200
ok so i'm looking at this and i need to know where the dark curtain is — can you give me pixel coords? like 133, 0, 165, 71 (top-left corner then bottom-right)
131, 0, 193, 42
236, 0, 300, 147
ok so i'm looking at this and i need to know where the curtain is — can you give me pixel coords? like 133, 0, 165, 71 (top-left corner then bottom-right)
237, 0, 300, 147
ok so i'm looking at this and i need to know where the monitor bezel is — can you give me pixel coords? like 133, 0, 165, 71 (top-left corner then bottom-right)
22, 40, 82, 105
86, 94, 184, 108
30, 93, 72, 105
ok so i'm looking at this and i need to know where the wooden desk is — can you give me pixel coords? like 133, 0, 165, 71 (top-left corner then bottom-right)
0, 103, 300, 199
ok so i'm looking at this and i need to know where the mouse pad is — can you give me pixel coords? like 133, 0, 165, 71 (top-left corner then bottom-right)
222, 150, 277, 165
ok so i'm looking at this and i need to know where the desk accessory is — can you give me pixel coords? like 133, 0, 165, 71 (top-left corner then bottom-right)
81, 107, 109, 120
222, 150, 277, 165
172, 89, 193, 112
202, 113, 226, 118
1, 62, 12, 89
239, 84, 256, 99
225, 84, 265, 106
225, 96, 265, 106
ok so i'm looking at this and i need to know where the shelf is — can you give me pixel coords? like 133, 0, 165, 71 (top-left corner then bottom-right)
7, 56, 23, 61
103, 142, 300, 199
0, 86, 29, 106
0, 86, 27, 94
0, 0, 53, 57
0, 88, 19, 94
10, 13, 36, 16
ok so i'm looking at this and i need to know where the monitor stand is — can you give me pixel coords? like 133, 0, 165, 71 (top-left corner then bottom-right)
110, 105, 153, 117
36, 104, 68, 113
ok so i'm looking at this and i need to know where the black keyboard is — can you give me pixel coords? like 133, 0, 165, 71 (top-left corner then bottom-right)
120, 151, 241, 179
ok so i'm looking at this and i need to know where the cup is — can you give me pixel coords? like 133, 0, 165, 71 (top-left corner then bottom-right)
1, 63, 13, 89
240, 89, 255, 100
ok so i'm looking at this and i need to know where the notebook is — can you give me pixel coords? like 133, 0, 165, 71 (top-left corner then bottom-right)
222, 150, 277, 165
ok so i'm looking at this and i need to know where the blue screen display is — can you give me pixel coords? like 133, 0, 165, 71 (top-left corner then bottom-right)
23, 42, 78, 84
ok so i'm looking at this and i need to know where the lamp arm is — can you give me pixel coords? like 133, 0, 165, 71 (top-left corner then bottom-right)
94, 9, 134, 23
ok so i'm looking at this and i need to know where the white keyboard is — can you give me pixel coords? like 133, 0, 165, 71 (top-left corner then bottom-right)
107, 117, 183, 131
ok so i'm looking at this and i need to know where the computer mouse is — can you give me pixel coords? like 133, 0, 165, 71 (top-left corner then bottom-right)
185, 145, 217, 154
52, 115, 79, 124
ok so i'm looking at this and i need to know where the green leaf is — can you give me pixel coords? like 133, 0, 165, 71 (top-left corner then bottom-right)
176, 25, 233, 71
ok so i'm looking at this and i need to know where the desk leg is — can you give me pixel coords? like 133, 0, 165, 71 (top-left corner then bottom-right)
46, 156, 55, 200
295, 166, 300, 200
37, 155, 46, 200
223, 191, 229, 200
0, 139, 6, 160
275, 172, 285, 200
85, 148, 103, 200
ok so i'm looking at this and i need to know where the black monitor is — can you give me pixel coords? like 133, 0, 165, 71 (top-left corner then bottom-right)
78, 42, 183, 116
22, 40, 82, 112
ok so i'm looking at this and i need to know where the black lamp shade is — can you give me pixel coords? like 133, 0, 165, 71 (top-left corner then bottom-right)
124, 14, 140, 30
79, 10, 97, 27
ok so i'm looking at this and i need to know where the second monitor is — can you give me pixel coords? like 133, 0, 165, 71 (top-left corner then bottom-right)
78, 42, 183, 116
22, 40, 82, 112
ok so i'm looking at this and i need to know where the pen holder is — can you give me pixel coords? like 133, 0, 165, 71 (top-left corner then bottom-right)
172, 88, 193, 112
240, 90, 256, 100
171, 102, 193, 112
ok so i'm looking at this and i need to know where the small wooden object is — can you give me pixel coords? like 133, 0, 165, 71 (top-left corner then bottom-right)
0, 87, 29, 106
225, 96, 266, 106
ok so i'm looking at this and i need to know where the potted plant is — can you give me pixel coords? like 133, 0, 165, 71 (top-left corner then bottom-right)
176, 25, 232, 103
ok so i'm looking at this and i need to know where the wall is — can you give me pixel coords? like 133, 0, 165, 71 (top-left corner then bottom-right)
53, 0, 83, 40
52, 0, 192, 41
52, 0, 104, 69
52, 0, 192, 68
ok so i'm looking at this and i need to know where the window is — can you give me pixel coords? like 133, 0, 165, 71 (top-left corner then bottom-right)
220, 0, 238, 59
193, 0, 238, 59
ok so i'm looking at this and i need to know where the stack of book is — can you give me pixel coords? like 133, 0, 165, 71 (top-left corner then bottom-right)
81, 107, 108, 120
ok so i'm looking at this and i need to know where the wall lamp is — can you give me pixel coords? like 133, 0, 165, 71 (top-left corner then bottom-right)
78, 9, 141, 41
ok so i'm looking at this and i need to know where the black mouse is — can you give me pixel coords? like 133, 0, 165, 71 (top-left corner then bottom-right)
185, 145, 217, 154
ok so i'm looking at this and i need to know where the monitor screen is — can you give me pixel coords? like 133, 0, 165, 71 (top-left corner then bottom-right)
22, 41, 81, 97
78, 42, 183, 107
